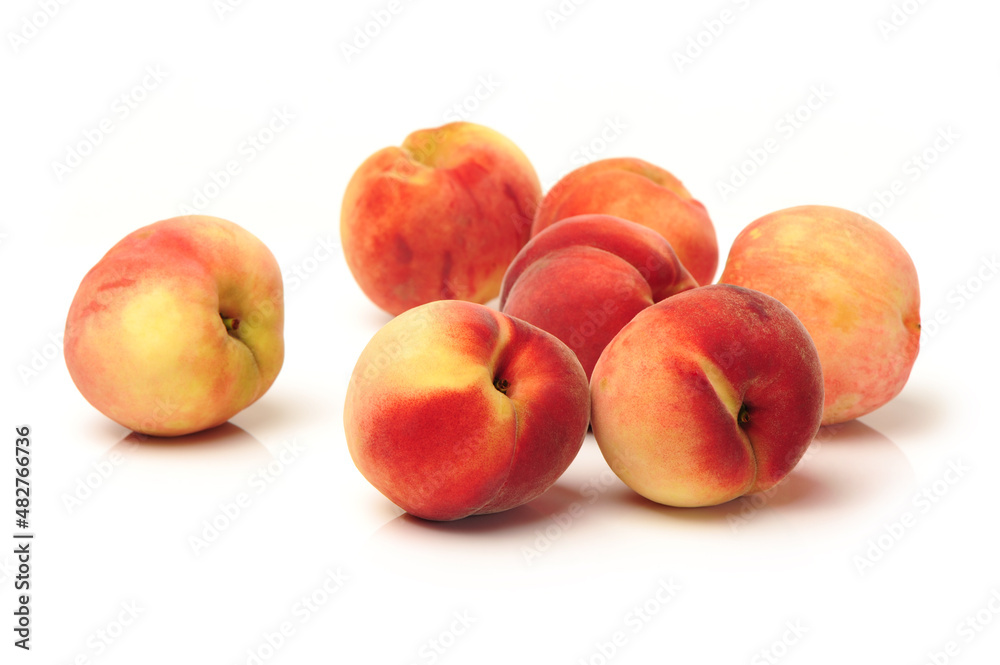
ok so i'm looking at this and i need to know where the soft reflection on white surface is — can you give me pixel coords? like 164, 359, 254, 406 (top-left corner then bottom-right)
107, 422, 274, 489
855, 384, 948, 439
109, 421, 271, 458
364, 421, 915, 585
69, 423, 273, 546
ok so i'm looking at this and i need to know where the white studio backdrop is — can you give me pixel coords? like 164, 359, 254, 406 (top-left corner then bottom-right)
2, 1, 999, 663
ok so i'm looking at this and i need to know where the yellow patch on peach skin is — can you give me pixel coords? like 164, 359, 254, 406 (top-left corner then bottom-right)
824, 391, 862, 424
591, 342, 754, 507
349, 304, 508, 410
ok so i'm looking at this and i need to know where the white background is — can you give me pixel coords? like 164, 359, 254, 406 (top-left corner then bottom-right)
3, 0, 999, 663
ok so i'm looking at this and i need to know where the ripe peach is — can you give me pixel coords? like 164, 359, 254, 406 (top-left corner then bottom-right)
341, 122, 541, 315
499, 214, 697, 378
719, 205, 920, 424
531, 157, 718, 285
591, 285, 824, 508
64, 216, 284, 436
344, 300, 590, 521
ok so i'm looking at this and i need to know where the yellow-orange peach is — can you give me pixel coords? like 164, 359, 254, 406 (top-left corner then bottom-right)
719, 205, 920, 425
64, 216, 284, 436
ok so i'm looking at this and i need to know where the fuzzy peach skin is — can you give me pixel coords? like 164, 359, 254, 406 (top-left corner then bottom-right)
591, 285, 824, 508
344, 300, 590, 521
531, 157, 718, 285
499, 214, 698, 378
341, 122, 541, 316
64, 216, 284, 437
719, 205, 920, 425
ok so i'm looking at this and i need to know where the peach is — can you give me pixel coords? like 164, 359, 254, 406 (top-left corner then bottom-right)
531, 157, 718, 285
344, 300, 590, 521
341, 122, 541, 315
499, 214, 697, 378
64, 216, 284, 436
591, 285, 824, 508
719, 205, 920, 425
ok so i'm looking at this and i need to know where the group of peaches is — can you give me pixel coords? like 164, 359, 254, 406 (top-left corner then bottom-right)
339, 122, 920, 520
62, 121, 919, 522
